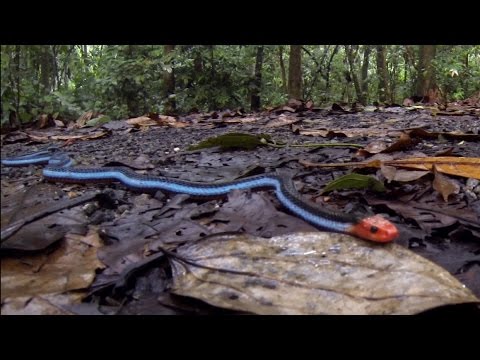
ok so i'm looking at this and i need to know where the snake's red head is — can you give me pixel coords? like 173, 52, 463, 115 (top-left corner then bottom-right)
349, 215, 399, 243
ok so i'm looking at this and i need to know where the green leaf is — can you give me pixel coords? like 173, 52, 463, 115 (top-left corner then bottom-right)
321, 173, 386, 194
85, 115, 111, 127
188, 133, 272, 151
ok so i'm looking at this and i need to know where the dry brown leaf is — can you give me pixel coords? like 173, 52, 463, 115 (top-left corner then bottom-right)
386, 157, 480, 180
37, 114, 51, 128
265, 114, 301, 128
432, 165, 461, 202
126, 116, 158, 127
408, 128, 480, 141
1, 227, 105, 301
364, 140, 389, 154
300, 127, 401, 138
380, 133, 418, 153
54, 120, 65, 128
26, 131, 109, 142
381, 165, 430, 182
222, 117, 259, 124
158, 115, 177, 125
298, 129, 330, 137
170, 232, 478, 315
76, 111, 96, 127
1, 293, 84, 315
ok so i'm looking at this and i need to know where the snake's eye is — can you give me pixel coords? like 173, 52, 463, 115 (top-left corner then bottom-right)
370, 226, 378, 234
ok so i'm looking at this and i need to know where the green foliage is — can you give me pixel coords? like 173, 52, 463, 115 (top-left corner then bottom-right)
1, 45, 479, 128
433, 45, 480, 101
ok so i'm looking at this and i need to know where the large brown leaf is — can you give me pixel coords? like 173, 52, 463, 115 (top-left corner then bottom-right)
1, 228, 105, 302
170, 232, 478, 315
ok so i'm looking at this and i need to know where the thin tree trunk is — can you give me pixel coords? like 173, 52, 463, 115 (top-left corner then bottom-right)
360, 46, 371, 104
345, 45, 364, 104
208, 45, 216, 109
13, 45, 22, 128
40, 46, 52, 95
163, 45, 176, 115
278, 46, 287, 95
323, 45, 339, 103
376, 45, 390, 103
250, 46, 264, 111
288, 45, 302, 99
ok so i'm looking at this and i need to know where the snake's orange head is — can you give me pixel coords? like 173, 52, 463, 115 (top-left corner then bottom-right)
349, 215, 399, 243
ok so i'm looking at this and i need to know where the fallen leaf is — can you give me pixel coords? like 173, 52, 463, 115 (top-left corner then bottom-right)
54, 120, 65, 128
265, 114, 301, 128
170, 232, 478, 315
408, 128, 480, 142
381, 165, 430, 182
364, 140, 389, 154
188, 133, 270, 151
380, 133, 418, 153
1, 293, 83, 315
126, 116, 158, 127
1, 227, 105, 301
76, 111, 98, 127
84, 115, 111, 127
386, 157, 480, 180
432, 165, 461, 202
222, 117, 259, 124
321, 173, 386, 194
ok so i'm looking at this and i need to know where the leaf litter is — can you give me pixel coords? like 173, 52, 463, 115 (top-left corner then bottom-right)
1, 104, 479, 314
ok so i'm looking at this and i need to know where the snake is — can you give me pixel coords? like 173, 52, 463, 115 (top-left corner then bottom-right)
1, 146, 399, 243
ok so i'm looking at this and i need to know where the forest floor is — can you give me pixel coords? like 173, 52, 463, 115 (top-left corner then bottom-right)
1, 103, 479, 315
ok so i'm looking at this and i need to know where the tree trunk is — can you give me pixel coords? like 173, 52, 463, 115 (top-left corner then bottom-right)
376, 45, 390, 103
278, 46, 287, 95
163, 45, 176, 115
323, 45, 339, 103
415, 45, 437, 97
13, 45, 22, 128
345, 45, 365, 104
40, 46, 53, 95
288, 45, 302, 100
250, 46, 264, 111
360, 46, 371, 104
208, 45, 217, 109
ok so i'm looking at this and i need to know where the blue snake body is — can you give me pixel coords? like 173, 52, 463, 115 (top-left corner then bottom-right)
2, 147, 359, 234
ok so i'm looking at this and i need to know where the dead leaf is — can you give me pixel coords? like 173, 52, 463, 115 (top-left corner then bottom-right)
386, 157, 480, 180
364, 140, 389, 154
37, 114, 51, 129
126, 116, 158, 127
76, 111, 98, 127
222, 117, 259, 124
54, 120, 65, 128
408, 128, 480, 142
1, 293, 83, 315
158, 115, 177, 125
380, 133, 418, 153
381, 165, 430, 182
367, 199, 479, 234
1, 227, 105, 301
265, 114, 301, 128
432, 165, 461, 202
170, 232, 478, 315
